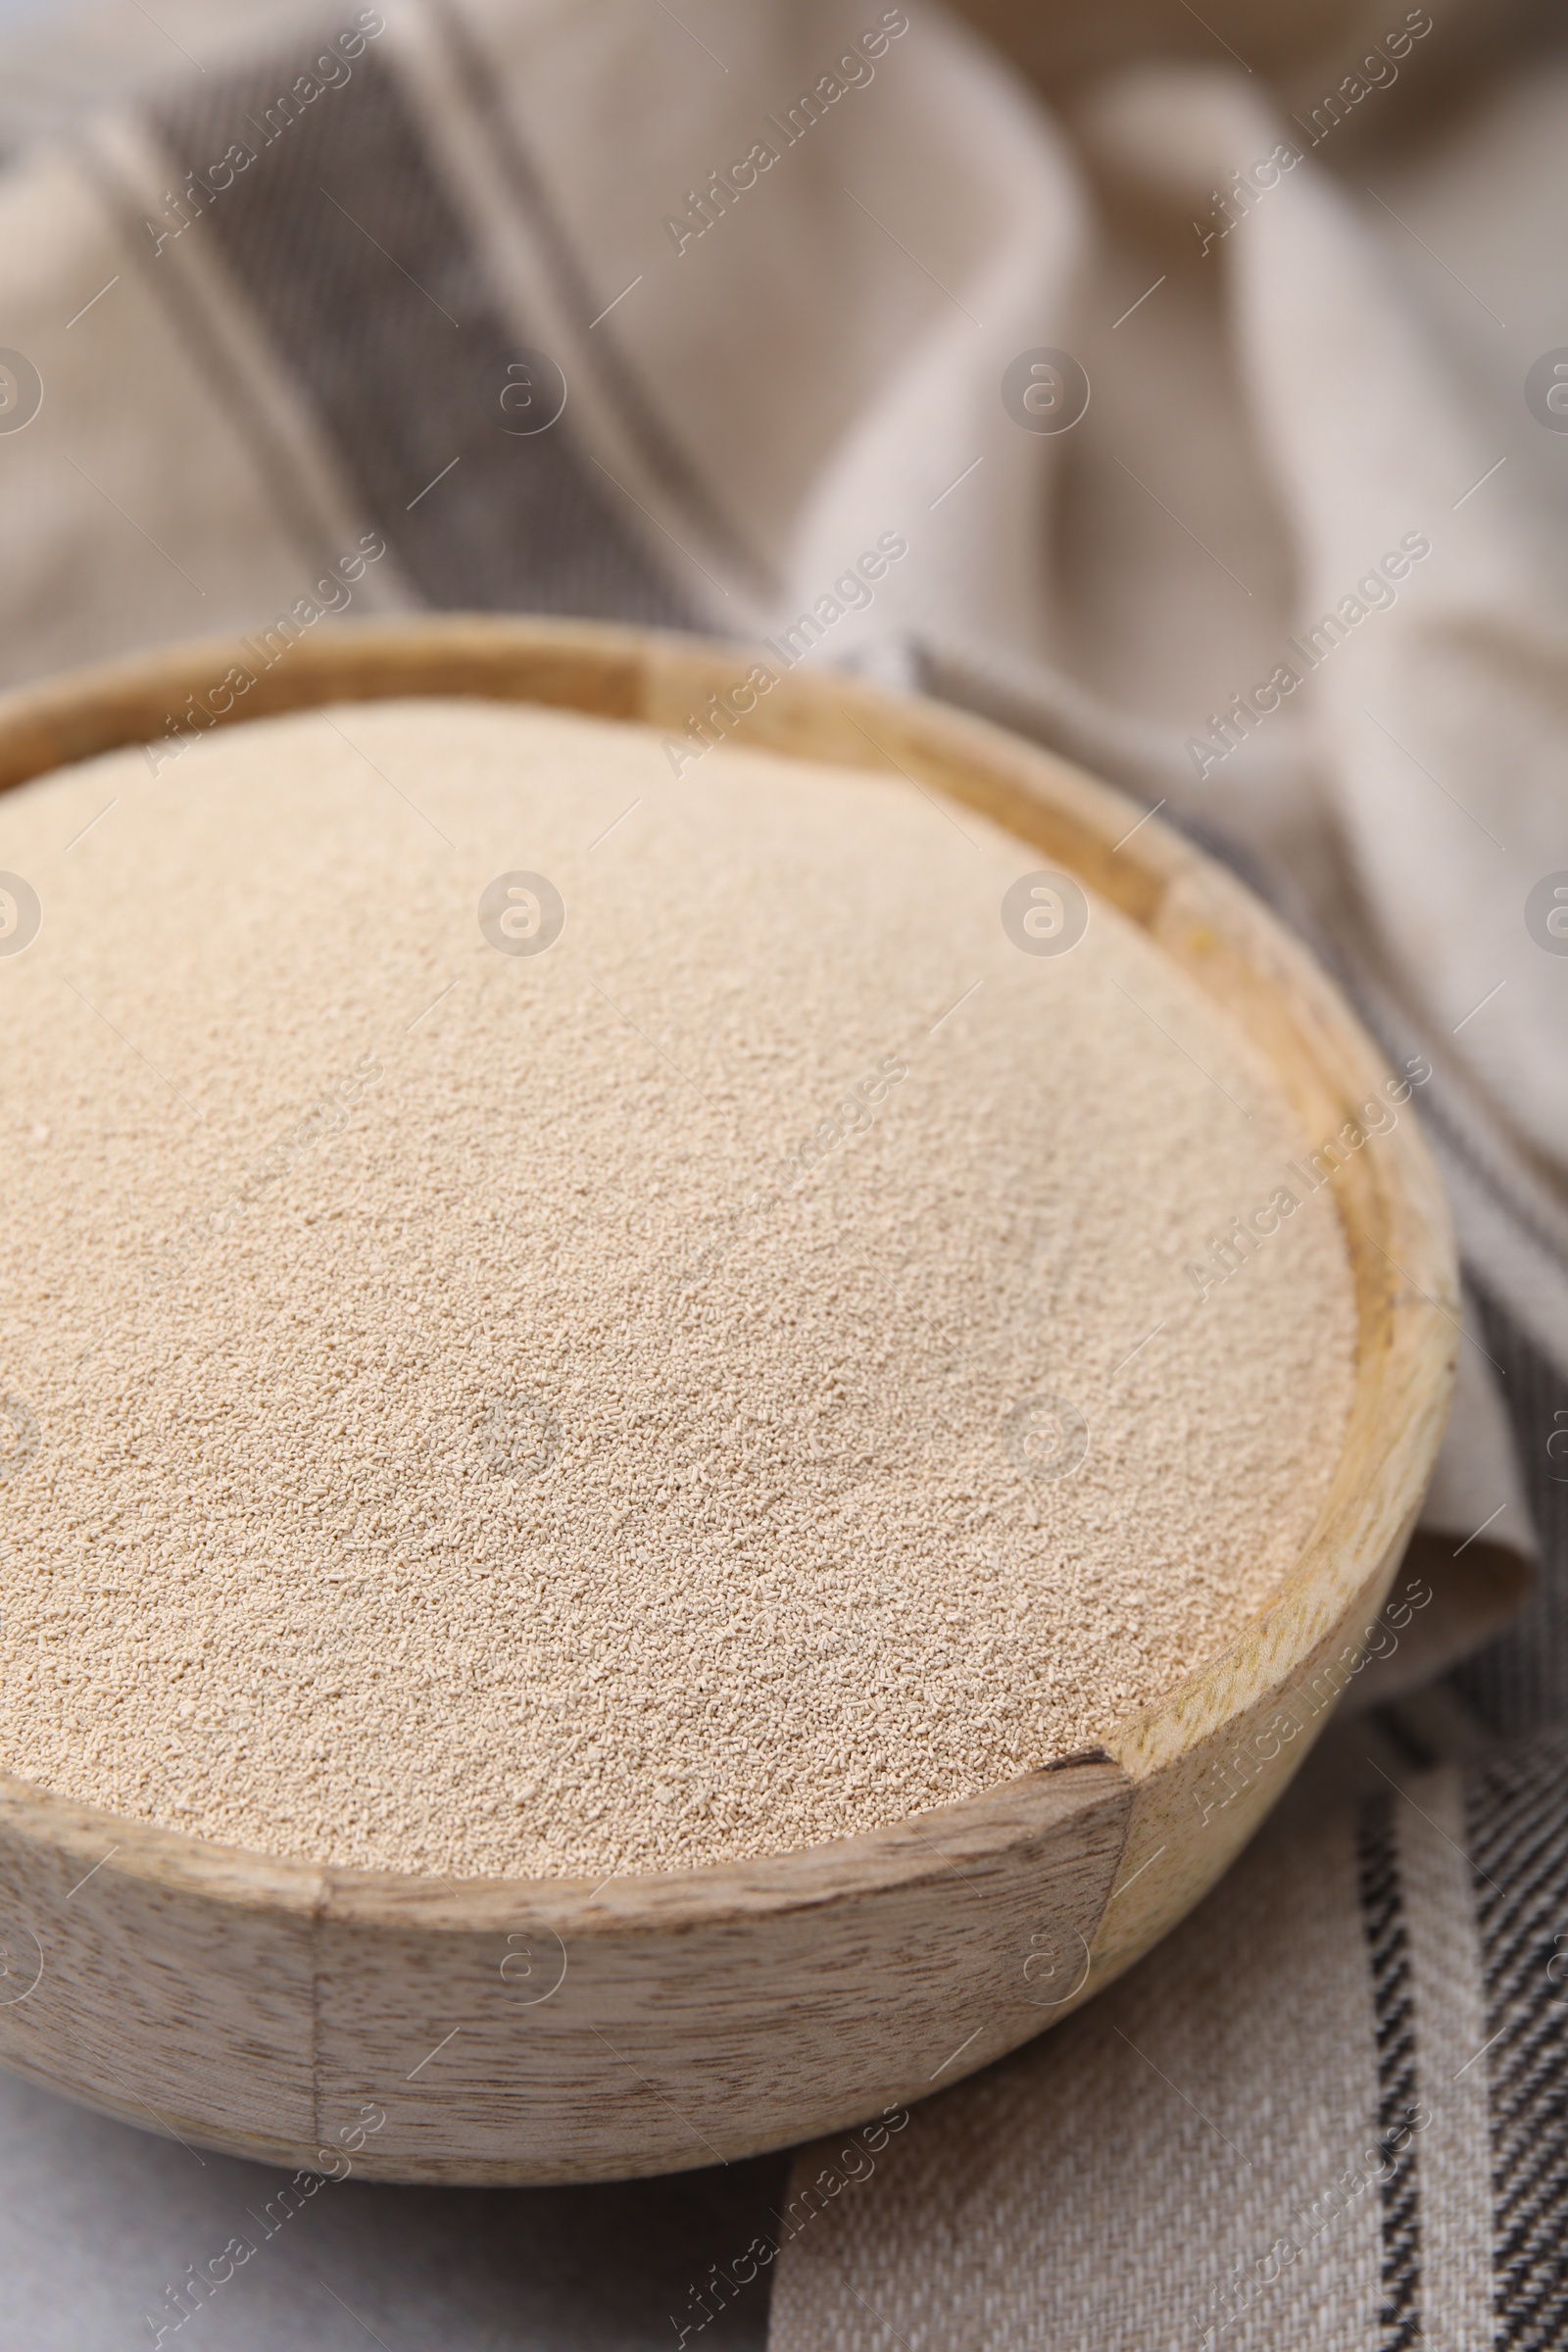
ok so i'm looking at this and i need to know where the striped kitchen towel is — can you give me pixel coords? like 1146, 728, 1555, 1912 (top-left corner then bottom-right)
0, 4, 1563, 2344
766, 1728, 1568, 2352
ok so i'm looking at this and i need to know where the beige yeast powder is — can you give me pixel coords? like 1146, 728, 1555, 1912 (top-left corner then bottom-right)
0, 699, 1356, 1877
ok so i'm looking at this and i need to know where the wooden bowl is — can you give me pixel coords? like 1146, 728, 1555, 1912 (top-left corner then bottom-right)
0, 617, 1455, 2183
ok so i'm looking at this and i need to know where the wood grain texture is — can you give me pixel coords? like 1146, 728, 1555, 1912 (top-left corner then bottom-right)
314, 1754, 1131, 2183
0, 616, 1457, 2181
0, 1773, 321, 2166
0, 1754, 1129, 2184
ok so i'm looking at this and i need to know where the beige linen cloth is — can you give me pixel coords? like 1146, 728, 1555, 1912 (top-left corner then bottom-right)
0, 0, 1554, 1557
764, 1722, 1568, 2352
0, 0, 1564, 2342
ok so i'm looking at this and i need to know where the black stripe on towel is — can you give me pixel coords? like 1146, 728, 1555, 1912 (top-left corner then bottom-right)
426, 0, 774, 603
1356, 1790, 1423, 2352
1467, 1734, 1568, 2350
149, 40, 699, 627
1457, 1291, 1568, 1739
78, 141, 343, 585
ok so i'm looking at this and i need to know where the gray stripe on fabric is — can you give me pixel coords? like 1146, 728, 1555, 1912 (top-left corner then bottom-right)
77, 134, 350, 588
426, 0, 776, 604
1467, 1733, 1568, 2351
1388, 1769, 1494, 2352
1356, 1791, 1424, 2352
1457, 1293, 1568, 1738
148, 41, 699, 627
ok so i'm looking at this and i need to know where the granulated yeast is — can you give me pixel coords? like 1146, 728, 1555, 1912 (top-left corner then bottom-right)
0, 700, 1355, 1880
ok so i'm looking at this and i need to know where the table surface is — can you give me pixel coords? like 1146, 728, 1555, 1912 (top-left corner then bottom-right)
0, 2065, 785, 2349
